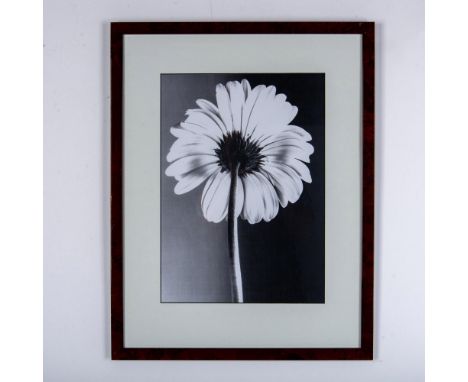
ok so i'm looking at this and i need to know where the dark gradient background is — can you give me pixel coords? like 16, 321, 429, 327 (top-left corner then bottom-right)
161, 74, 325, 303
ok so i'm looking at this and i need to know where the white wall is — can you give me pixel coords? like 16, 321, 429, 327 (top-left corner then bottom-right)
44, 0, 424, 381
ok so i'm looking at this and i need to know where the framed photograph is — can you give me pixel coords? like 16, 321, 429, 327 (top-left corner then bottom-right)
111, 22, 375, 360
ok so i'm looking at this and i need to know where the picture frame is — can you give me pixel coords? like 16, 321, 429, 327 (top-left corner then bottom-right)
111, 21, 375, 360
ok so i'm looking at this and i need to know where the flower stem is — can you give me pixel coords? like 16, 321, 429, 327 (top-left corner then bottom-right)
227, 163, 243, 303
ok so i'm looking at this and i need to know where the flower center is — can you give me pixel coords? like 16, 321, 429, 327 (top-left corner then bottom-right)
215, 131, 264, 177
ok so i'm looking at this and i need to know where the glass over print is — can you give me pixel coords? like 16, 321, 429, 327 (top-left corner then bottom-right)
161, 73, 325, 303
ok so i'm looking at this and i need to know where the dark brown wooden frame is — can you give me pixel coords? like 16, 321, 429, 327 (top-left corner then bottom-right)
111, 22, 374, 360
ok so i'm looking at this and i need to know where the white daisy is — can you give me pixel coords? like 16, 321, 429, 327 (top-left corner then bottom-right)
165, 79, 314, 223
165, 79, 314, 302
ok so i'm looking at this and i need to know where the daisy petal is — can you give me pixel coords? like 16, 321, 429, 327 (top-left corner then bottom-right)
184, 109, 225, 138
278, 159, 312, 183
288, 125, 312, 141
262, 163, 302, 206
170, 127, 191, 139
216, 84, 234, 133
196, 99, 220, 117
245, 85, 299, 140
165, 155, 218, 179
257, 130, 311, 147
166, 134, 219, 161
174, 163, 218, 195
241, 174, 265, 224
274, 93, 286, 103
241, 79, 251, 99
271, 163, 303, 202
246, 85, 276, 137
192, 101, 228, 135
226, 81, 245, 132
170, 125, 220, 144
255, 172, 279, 222
262, 138, 314, 156
260, 168, 288, 208
263, 144, 313, 163
167, 146, 216, 164
201, 168, 221, 208
242, 84, 265, 134
201, 170, 230, 223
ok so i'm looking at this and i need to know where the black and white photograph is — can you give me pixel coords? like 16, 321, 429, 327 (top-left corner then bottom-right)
161, 74, 325, 303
